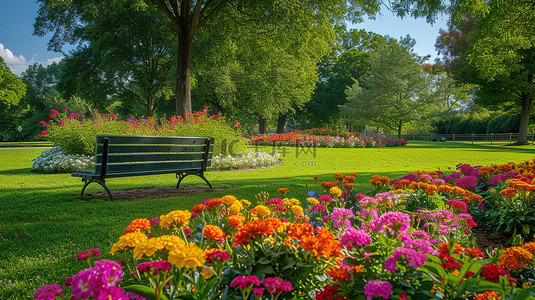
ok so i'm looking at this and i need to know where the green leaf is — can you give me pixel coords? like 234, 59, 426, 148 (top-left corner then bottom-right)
123, 285, 169, 300
256, 264, 276, 275
257, 257, 271, 264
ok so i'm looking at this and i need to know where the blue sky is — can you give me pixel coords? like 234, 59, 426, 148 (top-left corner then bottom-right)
0, 2, 449, 75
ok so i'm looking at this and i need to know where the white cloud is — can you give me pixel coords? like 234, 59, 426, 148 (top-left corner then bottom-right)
0, 43, 63, 76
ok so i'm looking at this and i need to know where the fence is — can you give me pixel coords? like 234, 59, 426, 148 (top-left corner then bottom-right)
386, 133, 535, 144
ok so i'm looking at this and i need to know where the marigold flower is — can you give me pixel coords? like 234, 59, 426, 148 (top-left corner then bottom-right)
221, 195, 238, 206
313, 176, 319, 180
168, 242, 205, 268
228, 215, 245, 228
498, 246, 533, 270
307, 197, 319, 205
476, 291, 501, 300
158, 235, 186, 251
500, 187, 517, 198
228, 202, 243, 215
326, 267, 351, 282
254, 205, 271, 217
330, 186, 342, 197
232, 218, 282, 247
523, 242, 535, 253
278, 188, 289, 194
124, 218, 151, 234
133, 238, 165, 259
160, 210, 191, 229
206, 198, 223, 210
344, 183, 354, 190
291, 205, 304, 216
110, 231, 148, 254
192, 204, 205, 214
333, 173, 344, 180
204, 225, 225, 240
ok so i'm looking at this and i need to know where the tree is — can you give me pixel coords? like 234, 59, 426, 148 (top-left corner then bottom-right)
0, 57, 26, 106
343, 44, 432, 139
437, 0, 535, 144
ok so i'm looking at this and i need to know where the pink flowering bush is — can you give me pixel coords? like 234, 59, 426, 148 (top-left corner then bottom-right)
39, 108, 246, 156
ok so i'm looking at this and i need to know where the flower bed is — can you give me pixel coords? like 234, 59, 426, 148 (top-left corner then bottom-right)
39, 108, 247, 156
249, 131, 407, 148
35, 160, 535, 299
32, 147, 280, 173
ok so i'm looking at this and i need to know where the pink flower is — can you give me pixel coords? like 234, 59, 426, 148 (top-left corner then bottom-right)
205, 249, 231, 263
363, 280, 393, 300
384, 247, 427, 273
230, 275, 260, 289
253, 287, 264, 296
331, 208, 354, 228
203, 105, 208, 110
369, 212, 410, 236
262, 277, 292, 296
93, 260, 123, 289
149, 217, 159, 227
77, 249, 100, 260
341, 228, 371, 250
34, 284, 63, 300
447, 200, 468, 212
93, 286, 127, 300
318, 195, 332, 204
50, 109, 59, 114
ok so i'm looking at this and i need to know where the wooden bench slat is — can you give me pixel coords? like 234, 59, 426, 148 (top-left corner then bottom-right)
95, 160, 206, 173
96, 144, 214, 154
96, 135, 214, 145
96, 153, 213, 164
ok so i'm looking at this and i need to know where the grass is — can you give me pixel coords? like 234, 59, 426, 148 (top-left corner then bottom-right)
0, 141, 53, 148
2, 141, 535, 298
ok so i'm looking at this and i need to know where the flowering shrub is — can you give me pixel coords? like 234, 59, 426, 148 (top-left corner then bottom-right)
39, 108, 246, 156
35, 169, 535, 299
32, 147, 94, 173
32, 148, 279, 173
249, 132, 406, 148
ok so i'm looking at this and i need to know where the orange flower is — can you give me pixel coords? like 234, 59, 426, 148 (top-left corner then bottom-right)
498, 246, 533, 270
192, 204, 205, 214
313, 176, 319, 180
206, 198, 223, 210
344, 183, 354, 190
464, 247, 485, 258
500, 187, 517, 198
278, 188, 289, 194
476, 291, 501, 300
228, 215, 245, 229
523, 242, 535, 253
232, 218, 282, 247
204, 225, 224, 240
124, 218, 151, 234
333, 173, 344, 180
321, 182, 339, 188
326, 267, 351, 281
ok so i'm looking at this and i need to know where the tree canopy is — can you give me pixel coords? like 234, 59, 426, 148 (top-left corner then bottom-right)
0, 57, 26, 106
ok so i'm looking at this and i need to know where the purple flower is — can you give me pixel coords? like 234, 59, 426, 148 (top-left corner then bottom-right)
93, 286, 127, 300
77, 249, 100, 260
34, 284, 63, 300
384, 247, 428, 273
137, 260, 172, 275
94, 260, 123, 289
369, 212, 410, 236
149, 217, 160, 227
364, 280, 393, 300
478, 202, 485, 210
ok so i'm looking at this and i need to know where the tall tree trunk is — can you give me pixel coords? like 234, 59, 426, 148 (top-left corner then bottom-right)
176, 32, 193, 116
147, 93, 154, 117
276, 114, 287, 134
259, 118, 267, 135
397, 121, 402, 140
517, 92, 533, 145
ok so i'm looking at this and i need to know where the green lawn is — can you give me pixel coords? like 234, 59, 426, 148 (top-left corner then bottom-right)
0, 141, 53, 148
1, 141, 535, 298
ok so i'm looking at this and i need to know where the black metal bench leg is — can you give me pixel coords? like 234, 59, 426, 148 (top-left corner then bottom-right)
176, 172, 187, 189
198, 173, 213, 189
80, 179, 113, 201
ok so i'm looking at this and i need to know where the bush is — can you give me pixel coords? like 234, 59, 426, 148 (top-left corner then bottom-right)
39, 108, 247, 156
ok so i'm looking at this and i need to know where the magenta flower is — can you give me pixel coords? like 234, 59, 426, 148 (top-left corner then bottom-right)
34, 284, 64, 300
137, 260, 172, 275
93, 260, 123, 289
318, 195, 332, 204
384, 247, 428, 273
310, 204, 326, 212
149, 217, 160, 227
230, 275, 260, 289
369, 212, 410, 236
253, 287, 265, 296
72, 269, 96, 299
93, 286, 127, 300
206, 249, 231, 263
77, 249, 100, 260
265, 198, 284, 206
340, 228, 371, 250
262, 277, 292, 296
363, 280, 393, 300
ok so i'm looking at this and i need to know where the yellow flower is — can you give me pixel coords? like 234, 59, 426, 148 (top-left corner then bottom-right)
291, 205, 304, 216
228, 202, 243, 215
110, 232, 148, 254
160, 210, 191, 229
221, 195, 237, 206
330, 186, 342, 197
168, 242, 206, 268
241, 199, 251, 206
158, 235, 186, 251
133, 238, 165, 259
283, 198, 300, 207
523, 281, 533, 289
202, 266, 214, 279
307, 197, 319, 205
254, 205, 271, 217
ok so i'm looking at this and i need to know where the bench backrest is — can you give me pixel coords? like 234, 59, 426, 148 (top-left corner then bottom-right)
94, 135, 214, 175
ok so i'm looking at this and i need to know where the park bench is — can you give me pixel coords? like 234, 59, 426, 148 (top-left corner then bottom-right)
71, 135, 214, 200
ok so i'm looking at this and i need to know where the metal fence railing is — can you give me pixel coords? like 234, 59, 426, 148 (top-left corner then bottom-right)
386, 133, 535, 144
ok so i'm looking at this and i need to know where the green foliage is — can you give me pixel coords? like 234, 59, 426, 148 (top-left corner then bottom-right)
487, 115, 520, 134
0, 57, 26, 106
343, 43, 434, 138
